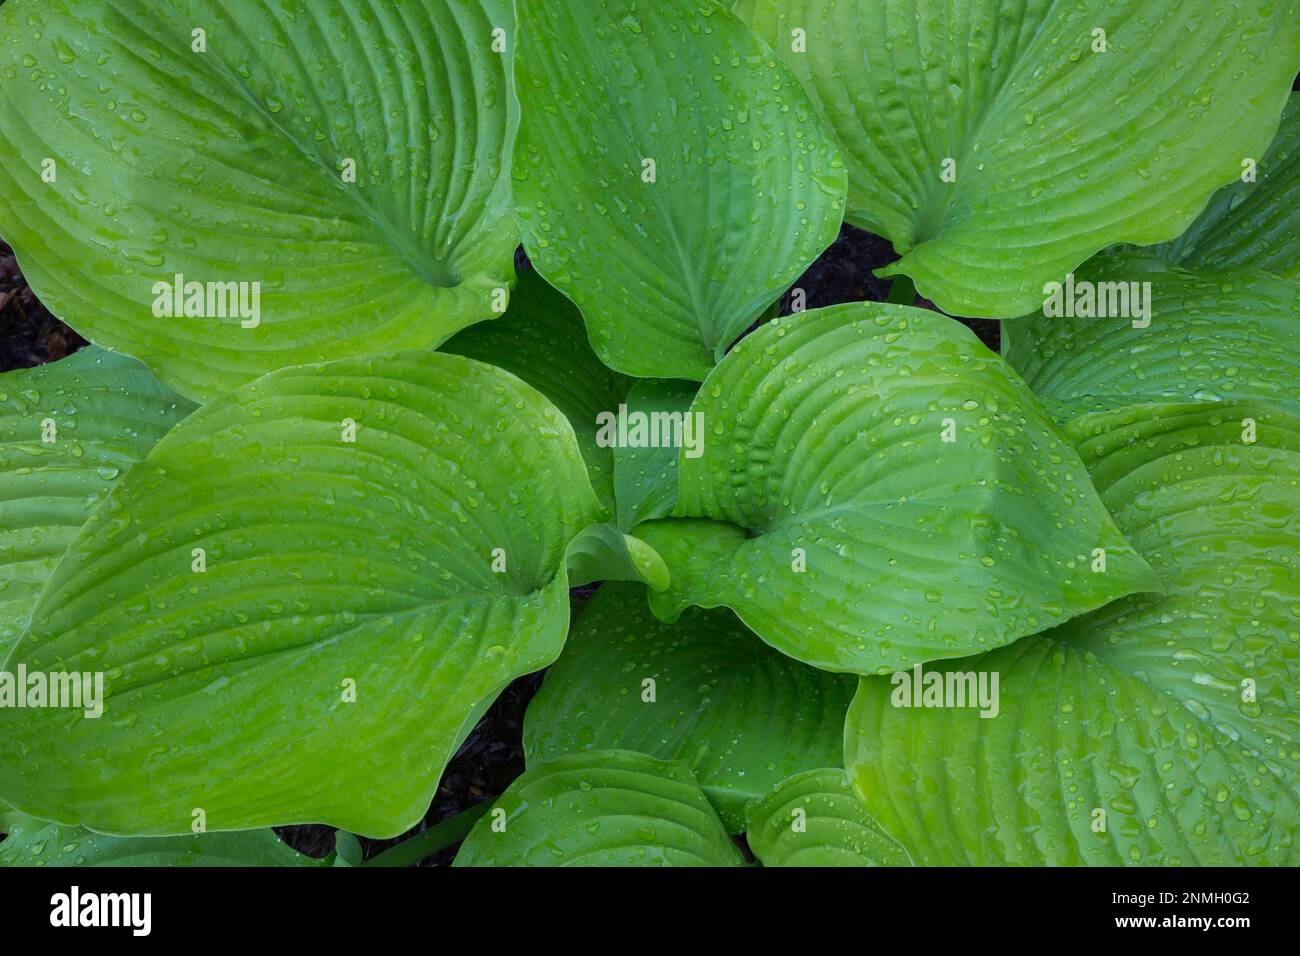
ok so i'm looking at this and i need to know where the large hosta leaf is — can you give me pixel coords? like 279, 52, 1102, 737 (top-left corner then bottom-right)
453, 749, 746, 867
1004, 251, 1300, 416
744, 769, 911, 867
638, 304, 1160, 675
845, 402, 1300, 865
0, 0, 518, 400
513, 0, 847, 380
738, 0, 1300, 318
1157, 93, 1300, 279
444, 270, 632, 514
0, 813, 331, 867
524, 583, 855, 831
0, 348, 194, 659
0, 352, 604, 838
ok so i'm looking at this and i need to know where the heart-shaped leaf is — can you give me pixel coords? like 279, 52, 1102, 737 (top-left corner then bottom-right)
738, 0, 1300, 318
744, 768, 911, 868
0, 812, 328, 867
611, 379, 698, 530
524, 583, 855, 831
0, 352, 604, 838
0, 0, 519, 400
1157, 93, 1300, 279
1004, 251, 1300, 416
845, 402, 1300, 865
513, 0, 847, 380
445, 270, 632, 514
638, 304, 1161, 674
453, 749, 746, 867
0, 348, 195, 659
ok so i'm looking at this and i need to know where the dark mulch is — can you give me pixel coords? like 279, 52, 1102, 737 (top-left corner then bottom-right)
0, 241, 85, 370
778, 222, 1000, 352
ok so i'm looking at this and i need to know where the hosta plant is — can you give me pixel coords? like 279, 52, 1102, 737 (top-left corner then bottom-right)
0, 0, 1296, 868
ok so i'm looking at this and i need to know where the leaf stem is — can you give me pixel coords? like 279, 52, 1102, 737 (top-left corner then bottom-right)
360, 802, 491, 867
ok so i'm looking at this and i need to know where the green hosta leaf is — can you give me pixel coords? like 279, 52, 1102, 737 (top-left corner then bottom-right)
0, 799, 20, 833
0, 813, 328, 867
0, 352, 603, 838
513, 0, 847, 380
453, 749, 746, 867
1157, 93, 1300, 279
445, 270, 633, 514
738, 0, 1300, 318
0, 0, 518, 400
330, 831, 364, 867
524, 583, 855, 831
1004, 251, 1300, 416
845, 402, 1300, 865
638, 304, 1161, 675
0, 348, 195, 660
612, 379, 698, 530
744, 769, 911, 867
564, 524, 669, 592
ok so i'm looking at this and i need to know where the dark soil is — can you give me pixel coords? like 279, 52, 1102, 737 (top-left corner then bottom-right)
0, 242, 85, 370
3, 225, 998, 863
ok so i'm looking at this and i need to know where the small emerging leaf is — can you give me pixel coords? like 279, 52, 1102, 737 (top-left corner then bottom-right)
564, 524, 670, 592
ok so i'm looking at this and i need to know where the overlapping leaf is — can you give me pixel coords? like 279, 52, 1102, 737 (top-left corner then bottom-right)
563, 523, 669, 592
845, 403, 1300, 865
744, 768, 911, 867
0, 352, 604, 838
0, 812, 334, 867
513, 0, 847, 380
738, 0, 1300, 318
453, 749, 746, 867
445, 270, 632, 513
1157, 93, 1300, 279
1004, 251, 1300, 416
0, 348, 195, 659
638, 304, 1160, 674
611, 378, 698, 530
525, 583, 855, 831
0, 0, 518, 400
